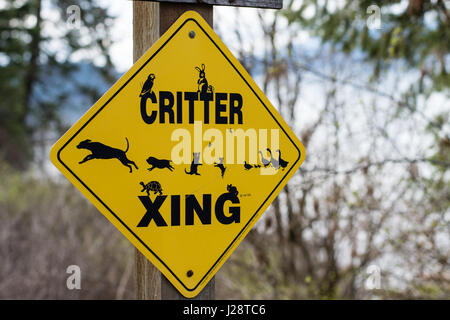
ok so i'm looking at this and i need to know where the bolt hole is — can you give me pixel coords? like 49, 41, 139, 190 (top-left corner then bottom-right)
189, 31, 195, 39
187, 270, 194, 277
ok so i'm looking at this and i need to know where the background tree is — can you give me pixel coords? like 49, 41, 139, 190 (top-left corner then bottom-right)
216, 2, 449, 299
0, 0, 116, 168
0, 1, 447, 299
284, 0, 449, 91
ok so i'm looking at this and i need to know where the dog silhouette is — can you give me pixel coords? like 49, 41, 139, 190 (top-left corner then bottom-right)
77, 138, 138, 173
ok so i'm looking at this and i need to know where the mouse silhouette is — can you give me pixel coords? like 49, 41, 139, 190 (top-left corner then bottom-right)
227, 184, 239, 197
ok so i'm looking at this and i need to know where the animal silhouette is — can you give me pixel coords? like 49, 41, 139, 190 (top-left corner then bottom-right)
266, 148, 279, 169
227, 184, 239, 197
140, 73, 155, 97
244, 161, 253, 170
146, 156, 174, 171
77, 138, 138, 173
214, 157, 226, 178
277, 149, 289, 170
185, 152, 202, 175
259, 150, 271, 167
139, 73, 157, 124
140, 181, 163, 196
195, 64, 213, 95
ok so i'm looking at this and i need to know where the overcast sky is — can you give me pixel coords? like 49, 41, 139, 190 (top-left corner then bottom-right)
104, 1, 269, 73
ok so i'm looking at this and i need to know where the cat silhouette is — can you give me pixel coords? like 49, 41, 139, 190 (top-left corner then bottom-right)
185, 152, 202, 175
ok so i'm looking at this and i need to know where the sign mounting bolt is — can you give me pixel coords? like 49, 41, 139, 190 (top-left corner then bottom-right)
189, 31, 195, 39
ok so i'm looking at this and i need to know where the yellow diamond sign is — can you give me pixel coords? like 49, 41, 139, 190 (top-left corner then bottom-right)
50, 11, 305, 298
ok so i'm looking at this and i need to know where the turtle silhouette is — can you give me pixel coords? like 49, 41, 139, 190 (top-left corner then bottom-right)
140, 181, 163, 196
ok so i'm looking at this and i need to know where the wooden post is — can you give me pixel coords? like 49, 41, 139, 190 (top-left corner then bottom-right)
133, 0, 214, 300
133, 1, 160, 300
159, 2, 213, 33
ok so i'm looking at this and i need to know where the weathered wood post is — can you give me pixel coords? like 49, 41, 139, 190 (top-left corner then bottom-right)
49, 0, 295, 305
133, 1, 213, 300
133, 1, 160, 300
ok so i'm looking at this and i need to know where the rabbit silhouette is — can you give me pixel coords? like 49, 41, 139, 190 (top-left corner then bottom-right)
195, 64, 212, 94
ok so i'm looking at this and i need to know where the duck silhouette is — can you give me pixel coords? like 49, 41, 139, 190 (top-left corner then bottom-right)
277, 149, 289, 170
267, 148, 279, 169
259, 150, 271, 167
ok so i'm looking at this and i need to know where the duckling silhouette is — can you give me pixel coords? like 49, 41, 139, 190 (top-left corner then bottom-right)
244, 161, 253, 170
277, 149, 289, 170
267, 148, 279, 169
259, 150, 271, 167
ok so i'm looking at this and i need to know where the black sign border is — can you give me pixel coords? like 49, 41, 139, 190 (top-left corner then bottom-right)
57, 17, 301, 293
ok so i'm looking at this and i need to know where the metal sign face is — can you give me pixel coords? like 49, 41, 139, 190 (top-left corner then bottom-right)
50, 11, 305, 298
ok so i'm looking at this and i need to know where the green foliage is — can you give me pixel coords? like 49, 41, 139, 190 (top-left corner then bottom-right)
0, 0, 116, 168
283, 0, 449, 90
